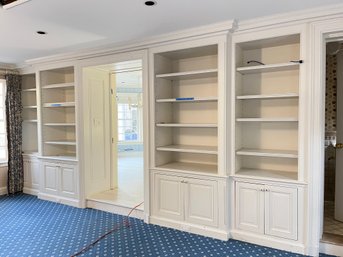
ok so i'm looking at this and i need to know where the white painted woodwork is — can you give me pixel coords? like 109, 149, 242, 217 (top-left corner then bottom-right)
236, 181, 298, 240
23, 157, 40, 192
265, 185, 298, 240
236, 62, 299, 74
335, 50, 343, 221
41, 162, 59, 196
60, 164, 77, 198
235, 169, 298, 182
236, 182, 264, 234
156, 162, 218, 175
156, 145, 218, 154
153, 174, 184, 221
156, 69, 218, 80
236, 93, 299, 100
184, 178, 218, 227
156, 97, 218, 103
83, 68, 111, 197
236, 149, 298, 158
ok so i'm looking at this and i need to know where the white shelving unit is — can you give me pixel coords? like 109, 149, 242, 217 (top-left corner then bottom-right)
152, 43, 221, 175
22, 73, 39, 155
40, 66, 77, 160
233, 34, 302, 181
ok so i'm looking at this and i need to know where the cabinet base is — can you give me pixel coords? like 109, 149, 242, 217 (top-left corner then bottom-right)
230, 230, 305, 255
23, 187, 39, 196
150, 216, 229, 241
38, 193, 80, 208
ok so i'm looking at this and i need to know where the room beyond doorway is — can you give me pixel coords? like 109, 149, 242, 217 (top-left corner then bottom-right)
83, 59, 144, 211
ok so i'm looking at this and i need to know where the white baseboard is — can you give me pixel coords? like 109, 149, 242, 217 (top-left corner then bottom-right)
230, 230, 306, 255
86, 199, 145, 220
150, 216, 229, 241
0, 187, 7, 195
38, 193, 81, 208
23, 187, 39, 196
320, 242, 343, 256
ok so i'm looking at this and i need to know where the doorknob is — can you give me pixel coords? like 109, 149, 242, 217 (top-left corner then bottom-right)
336, 143, 343, 149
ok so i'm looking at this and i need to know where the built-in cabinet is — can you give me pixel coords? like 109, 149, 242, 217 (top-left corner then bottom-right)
236, 181, 298, 240
23, 155, 40, 194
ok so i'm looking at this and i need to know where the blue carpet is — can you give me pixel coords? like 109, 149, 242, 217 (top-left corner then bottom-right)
0, 194, 336, 257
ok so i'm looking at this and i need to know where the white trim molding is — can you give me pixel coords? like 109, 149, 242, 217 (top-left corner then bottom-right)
307, 17, 343, 257
0, 187, 7, 195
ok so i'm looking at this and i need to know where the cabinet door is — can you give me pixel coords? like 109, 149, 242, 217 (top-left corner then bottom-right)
236, 182, 264, 234
184, 178, 218, 227
23, 159, 31, 188
265, 185, 298, 240
60, 163, 77, 198
42, 162, 59, 195
153, 174, 184, 221
30, 160, 40, 190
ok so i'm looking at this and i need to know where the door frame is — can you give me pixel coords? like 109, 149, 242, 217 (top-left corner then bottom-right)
308, 17, 343, 256
76, 50, 150, 220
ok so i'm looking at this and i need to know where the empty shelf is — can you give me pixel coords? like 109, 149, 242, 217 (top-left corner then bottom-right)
42, 82, 74, 89
44, 123, 76, 127
23, 120, 38, 123
236, 148, 298, 158
236, 62, 300, 74
156, 69, 218, 80
44, 140, 76, 146
23, 105, 37, 109
235, 168, 298, 182
43, 102, 75, 107
157, 145, 218, 154
236, 118, 298, 122
22, 88, 36, 92
40, 155, 77, 162
156, 123, 217, 128
156, 97, 218, 103
237, 93, 299, 100
157, 162, 218, 174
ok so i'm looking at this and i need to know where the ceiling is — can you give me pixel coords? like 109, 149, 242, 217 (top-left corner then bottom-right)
0, 0, 342, 64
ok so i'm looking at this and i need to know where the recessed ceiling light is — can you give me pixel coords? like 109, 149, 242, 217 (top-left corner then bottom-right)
37, 31, 47, 35
145, 1, 156, 6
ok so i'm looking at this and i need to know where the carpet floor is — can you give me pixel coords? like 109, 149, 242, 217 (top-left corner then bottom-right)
0, 194, 335, 257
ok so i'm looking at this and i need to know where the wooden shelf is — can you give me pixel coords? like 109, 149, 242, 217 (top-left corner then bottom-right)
235, 168, 298, 182
236, 118, 298, 122
22, 88, 36, 92
237, 93, 299, 100
236, 148, 298, 158
157, 145, 217, 155
43, 102, 75, 108
40, 155, 77, 162
156, 69, 218, 80
156, 123, 217, 128
236, 62, 299, 74
156, 97, 218, 103
157, 161, 218, 174
42, 82, 74, 89
44, 123, 76, 127
23, 120, 38, 123
44, 140, 76, 146
23, 105, 37, 109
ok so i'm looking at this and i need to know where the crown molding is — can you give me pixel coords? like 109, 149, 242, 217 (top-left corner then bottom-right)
25, 20, 234, 66
237, 3, 343, 32
0, 62, 16, 70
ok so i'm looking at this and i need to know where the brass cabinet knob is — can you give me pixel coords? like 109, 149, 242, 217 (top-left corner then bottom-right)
336, 143, 343, 149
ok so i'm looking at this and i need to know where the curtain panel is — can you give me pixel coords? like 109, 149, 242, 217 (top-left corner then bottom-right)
5, 74, 23, 194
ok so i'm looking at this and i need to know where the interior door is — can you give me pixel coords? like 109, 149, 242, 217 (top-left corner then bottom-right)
335, 50, 343, 221
83, 68, 111, 197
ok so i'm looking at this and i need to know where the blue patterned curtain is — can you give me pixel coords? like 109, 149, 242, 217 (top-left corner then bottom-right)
5, 74, 23, 194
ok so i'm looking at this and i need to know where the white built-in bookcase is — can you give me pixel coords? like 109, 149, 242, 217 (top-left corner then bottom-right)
233, 33, 304, 182
40, 66, 76, 160
22, 73, 39, 154
151, 40, 226, 176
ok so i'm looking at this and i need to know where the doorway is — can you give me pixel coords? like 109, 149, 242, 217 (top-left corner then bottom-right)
322, 40, 343, 245
83, 59, 144, 211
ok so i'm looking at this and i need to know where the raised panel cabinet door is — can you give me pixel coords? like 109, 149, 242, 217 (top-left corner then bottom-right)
60, 164, 77, 198
184, 178, 218, 227
153, 174, 184, 221
265, 185, 298, 240
42, 162, 59, 195
30, 160, 40, 190
236, 182, 264, 234
23, 159, 31, 188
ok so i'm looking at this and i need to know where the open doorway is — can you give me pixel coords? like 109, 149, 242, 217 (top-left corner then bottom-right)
322, 40, 343, 245
83, 59, 144, 211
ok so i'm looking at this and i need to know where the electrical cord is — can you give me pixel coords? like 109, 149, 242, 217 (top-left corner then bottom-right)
71, 201, 144, 257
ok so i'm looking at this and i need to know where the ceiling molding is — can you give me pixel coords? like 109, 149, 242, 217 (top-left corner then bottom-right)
0, 62, 16, 70
24, 20, 234, 66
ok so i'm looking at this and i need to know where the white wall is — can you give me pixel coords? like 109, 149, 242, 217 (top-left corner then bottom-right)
0, 165, 7, 195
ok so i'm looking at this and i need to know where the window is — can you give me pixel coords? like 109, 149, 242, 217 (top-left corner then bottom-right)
117, 93, 142, 142
0, 80, 7, 162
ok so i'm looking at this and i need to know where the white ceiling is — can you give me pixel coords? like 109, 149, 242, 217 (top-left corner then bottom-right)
0, 0, 342, 64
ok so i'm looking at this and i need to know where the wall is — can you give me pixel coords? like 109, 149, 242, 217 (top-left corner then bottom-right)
0, 165, 7, 195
